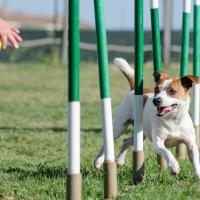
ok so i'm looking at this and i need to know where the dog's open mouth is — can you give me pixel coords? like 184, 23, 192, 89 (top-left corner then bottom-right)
157, 104, 177, 117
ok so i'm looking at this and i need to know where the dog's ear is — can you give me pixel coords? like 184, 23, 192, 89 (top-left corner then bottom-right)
181, 75, 200, 89
153, 71, 168, 83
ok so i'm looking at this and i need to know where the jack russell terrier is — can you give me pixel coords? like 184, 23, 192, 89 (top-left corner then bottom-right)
94, 58, 200, 179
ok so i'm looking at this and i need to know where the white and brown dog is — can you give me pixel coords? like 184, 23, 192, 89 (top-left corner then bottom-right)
94, 58, 200, 179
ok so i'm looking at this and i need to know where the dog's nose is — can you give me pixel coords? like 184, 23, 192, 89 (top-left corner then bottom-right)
153, 97, 162, 106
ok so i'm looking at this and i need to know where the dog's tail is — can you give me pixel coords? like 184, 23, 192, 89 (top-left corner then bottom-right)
113, 58, 135, 90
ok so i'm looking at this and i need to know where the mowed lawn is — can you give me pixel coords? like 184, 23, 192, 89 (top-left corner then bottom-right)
0, 62, 200, 200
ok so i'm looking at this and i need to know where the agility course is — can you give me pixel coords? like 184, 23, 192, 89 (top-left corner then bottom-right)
67, 0, 200, 199
0, 0, 200, 200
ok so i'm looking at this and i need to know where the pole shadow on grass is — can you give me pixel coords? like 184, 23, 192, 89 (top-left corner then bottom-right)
2, 165, 67, 179
0, 126, 102, 134
2, 166, 100, 180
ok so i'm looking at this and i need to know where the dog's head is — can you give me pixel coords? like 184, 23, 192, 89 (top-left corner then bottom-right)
152, 72, 199, 117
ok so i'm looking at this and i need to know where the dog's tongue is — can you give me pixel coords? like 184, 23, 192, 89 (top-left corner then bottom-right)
163, 105, 174, 112
158, 107, 165, 115
158, 105, 174, 115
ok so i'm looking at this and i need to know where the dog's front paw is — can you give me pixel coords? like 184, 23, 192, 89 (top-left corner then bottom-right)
168, 160, 180, 175
94, 157, 104, 169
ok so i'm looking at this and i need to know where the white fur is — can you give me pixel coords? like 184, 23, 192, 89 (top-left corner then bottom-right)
94, 58, 200, 180
113, 58, 134, 77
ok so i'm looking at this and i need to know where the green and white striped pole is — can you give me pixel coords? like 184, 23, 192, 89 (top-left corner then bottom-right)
180, 0, 191, 77
67, 0, 81, 200
150, 0, 167, 171
192, 0, 200, 147
94, 0, 117, 198
133, 0, 144, 184
177, 0, 191, 160
150, 0, 162, 72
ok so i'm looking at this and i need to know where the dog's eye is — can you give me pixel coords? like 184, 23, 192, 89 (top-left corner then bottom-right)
168, 88, 176, 95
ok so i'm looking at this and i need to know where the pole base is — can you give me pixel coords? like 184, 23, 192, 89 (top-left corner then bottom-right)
67, 173, 82, 200
104, 161, 118, 199
133, 150, 144, 185
157, 154, 167, 170
195, 126, 200, 148
176, 143, 186, 160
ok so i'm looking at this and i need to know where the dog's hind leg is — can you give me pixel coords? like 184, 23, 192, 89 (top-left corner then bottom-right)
94, 93, 133, 169
116, 135, 146, 167
94, 118, 130, 169
116, 136, 133, 166
112, 92, 134, 139
94, 146, 105, 169
94, 117, 131, 169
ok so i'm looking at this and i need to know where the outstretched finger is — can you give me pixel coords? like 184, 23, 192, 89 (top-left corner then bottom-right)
8, 34, 19, 49
11, 27, 20, 34
11, 31, 23, 43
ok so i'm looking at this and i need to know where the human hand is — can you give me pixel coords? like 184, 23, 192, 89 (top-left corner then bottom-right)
0, 18, 22, 49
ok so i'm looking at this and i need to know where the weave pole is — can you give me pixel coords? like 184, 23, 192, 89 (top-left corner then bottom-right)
150, 0, 167, 170
150, 0, 162, 72
176, 0, 191, 160
192, 0, 200, 147
67, 0, 81, 200
133, 0, 145, 184
94, 0, 118, 198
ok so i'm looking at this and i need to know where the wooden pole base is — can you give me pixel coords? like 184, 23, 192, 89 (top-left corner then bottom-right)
67, 173, 82, 200
176, 143, 186, 160
157, 154, 167, 170
104, 161, 118, 200
133, 151, 144, 184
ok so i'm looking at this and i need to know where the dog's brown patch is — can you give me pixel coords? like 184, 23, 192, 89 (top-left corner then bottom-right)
155, 76, 197, 100
181, 75, 200, 89
144, 88, 153, 93
153, 71, 168, 83
154, 77, 170, 95
143, 95, 148, 107
122, 72, 134, 90
167, 78, 189, 100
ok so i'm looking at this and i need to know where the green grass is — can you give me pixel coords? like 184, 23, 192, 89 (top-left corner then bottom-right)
0, 62, 199, 200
